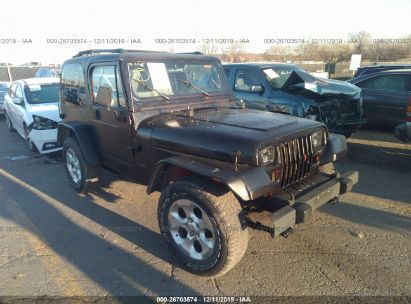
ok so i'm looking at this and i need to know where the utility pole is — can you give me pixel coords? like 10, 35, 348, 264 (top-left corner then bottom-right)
6, 63, 12, 82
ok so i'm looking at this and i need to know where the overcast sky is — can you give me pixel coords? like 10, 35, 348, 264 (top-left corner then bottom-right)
0, 0, 410, 64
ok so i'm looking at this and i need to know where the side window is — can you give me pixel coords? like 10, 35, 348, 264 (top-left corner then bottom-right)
61, 63, 86, 106
91, 65, 125, 107
15, 84, 24, 98
14, 84, 25, 107
9, 84, 17, 98
358, 74, 408, 91
234, 69, 261, 92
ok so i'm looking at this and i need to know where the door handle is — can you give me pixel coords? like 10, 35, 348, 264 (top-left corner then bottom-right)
108, 106, 127, 122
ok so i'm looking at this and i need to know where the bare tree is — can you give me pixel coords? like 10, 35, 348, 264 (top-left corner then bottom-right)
225, 42, 246, 62
348, 31, 372, 57
198, 43, 218, 55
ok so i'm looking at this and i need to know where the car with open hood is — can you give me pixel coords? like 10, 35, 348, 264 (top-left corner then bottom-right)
57, 49, 358, 277
4, 78, 62, 154
224, 63, 365, 137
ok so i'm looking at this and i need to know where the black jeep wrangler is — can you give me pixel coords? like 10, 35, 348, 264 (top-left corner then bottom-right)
57, 49, 358, 277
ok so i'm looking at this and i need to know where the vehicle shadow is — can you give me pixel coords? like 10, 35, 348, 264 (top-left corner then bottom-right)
346, 141, 411, 173
340, 139, 411, 205
320, 200, 411, 235
0, 167, 198, 298
356, 125, 404, 144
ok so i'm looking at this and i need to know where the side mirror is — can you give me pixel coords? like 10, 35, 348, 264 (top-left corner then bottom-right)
12, 97, 24, 105
250, 85, 264, 93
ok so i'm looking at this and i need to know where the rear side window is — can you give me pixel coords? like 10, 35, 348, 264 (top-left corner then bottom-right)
61, 63, 86, 106
357, 74, 409, 91
91, 65, 125, 107
234, 69, 261, 92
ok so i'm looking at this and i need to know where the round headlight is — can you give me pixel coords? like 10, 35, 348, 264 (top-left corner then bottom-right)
312, 130, 324, 148
259, 146, 275, 165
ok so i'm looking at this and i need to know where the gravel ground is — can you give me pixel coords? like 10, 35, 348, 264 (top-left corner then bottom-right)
0, 117, 410, 300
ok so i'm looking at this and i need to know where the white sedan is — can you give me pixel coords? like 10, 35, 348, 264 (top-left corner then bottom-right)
4, 78, 62, 154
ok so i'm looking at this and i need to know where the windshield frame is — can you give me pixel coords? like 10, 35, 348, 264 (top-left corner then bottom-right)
126, 60, 229, 105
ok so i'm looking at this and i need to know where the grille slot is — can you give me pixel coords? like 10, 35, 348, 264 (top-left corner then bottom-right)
280, 135, 314, 188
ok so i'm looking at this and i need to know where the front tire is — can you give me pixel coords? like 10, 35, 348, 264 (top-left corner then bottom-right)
62, 137, 101, 193
5, 112, 14, 132
24, 124, 38, 152
158, 178, 249, 277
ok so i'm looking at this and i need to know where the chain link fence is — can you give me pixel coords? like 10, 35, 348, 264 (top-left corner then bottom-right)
0, 65, 60, 82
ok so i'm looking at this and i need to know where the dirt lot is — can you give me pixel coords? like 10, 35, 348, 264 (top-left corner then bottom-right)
0, 116, 410, 299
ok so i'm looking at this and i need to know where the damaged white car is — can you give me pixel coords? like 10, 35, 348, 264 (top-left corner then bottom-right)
4, 78, 62, 154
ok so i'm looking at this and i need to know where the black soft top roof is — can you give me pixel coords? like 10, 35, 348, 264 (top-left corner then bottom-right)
64, 49, 220, 66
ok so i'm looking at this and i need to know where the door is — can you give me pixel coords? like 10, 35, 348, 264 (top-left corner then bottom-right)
89, 64, 134, 170
356, 73, 411, 126
9, 83, 26, 136
231, 69, 269, 110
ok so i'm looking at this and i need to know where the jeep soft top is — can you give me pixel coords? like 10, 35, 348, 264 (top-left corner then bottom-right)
57, 49, 358, 277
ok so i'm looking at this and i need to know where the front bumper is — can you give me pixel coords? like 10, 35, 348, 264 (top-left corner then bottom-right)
247, 170, 359, 237
29, 128, 62, 154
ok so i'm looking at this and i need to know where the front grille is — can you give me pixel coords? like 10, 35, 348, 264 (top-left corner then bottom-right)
279, 134, 314, 188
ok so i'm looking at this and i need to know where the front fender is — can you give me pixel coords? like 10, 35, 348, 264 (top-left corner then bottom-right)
147, 156, 273, 201
57, 121, 101, 166
320, 133, 348, 165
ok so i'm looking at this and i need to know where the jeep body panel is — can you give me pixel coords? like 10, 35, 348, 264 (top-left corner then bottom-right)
138, 108, 324, 165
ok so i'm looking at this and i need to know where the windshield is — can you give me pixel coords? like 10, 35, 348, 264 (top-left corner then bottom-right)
262, 66, 305, 89
128, 62, 226, 100
24, 83, 60, 104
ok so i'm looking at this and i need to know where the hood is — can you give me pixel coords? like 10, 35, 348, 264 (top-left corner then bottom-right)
138, 107, 324, 165
282, 70, 360, 99
28, 102, 61, 122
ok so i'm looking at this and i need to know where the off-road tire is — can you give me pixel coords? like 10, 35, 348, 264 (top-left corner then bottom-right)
62, 137, 101, 193
158, 178, 249, 277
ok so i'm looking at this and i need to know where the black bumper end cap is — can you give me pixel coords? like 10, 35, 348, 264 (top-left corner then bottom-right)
294, 202, 313, 224
339, 170, 359, 194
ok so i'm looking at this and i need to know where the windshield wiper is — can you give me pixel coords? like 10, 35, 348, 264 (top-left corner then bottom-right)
143, 84, 171, 102
178, 80, 211, 97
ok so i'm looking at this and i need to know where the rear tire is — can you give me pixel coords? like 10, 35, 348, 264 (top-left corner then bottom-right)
62, 137, 101, 193
158, 178, 249, 277
5, 112, 14, 132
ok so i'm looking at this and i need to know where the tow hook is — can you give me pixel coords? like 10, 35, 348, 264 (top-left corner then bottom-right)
281, 226, 294, 238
